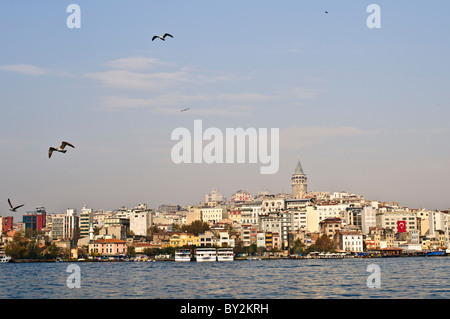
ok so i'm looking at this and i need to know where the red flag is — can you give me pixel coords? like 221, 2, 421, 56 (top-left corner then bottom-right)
397, 220, 406, 233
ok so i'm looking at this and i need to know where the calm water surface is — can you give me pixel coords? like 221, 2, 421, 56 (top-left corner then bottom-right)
1, 257, 449, 299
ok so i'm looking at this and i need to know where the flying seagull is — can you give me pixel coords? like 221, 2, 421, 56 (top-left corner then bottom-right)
181, 108, 190, 112
8, 198, 24, 212
152, 33, 173, 41
49, 141, 75, 158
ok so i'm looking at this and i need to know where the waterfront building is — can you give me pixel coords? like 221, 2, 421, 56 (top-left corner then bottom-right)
338, 231, 364, 252
265, 232, 273, 251
344, 205, 362, 230
104, 216, 130, 234
305, 205, 319, 233
199, 230, 215, 247
368, 227, 395, 249
130, 210, 152, 237
316, 203, 350, 223
51, 209, 79, 240
292, 158, 307, 199
169, 233, 200, 247
361, 206, 377, 234
376, 211, 417, 234
98, 224, 127, 241
218, 230, 232, 247
259, 213, 281, 235
200, 206, 228, 224
1, 216, 13, 233
79, 205, 93, 238
427, 210, 449, 241
89, 238, 128, 257
256, 231, 265, 248
22, 207, 47, 231
272, 232, 281, 250
240, 224, 258, 246
319, 217, 342, 237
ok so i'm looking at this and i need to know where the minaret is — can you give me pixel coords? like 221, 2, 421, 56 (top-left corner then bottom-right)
89, 222, 94, 241
291, 157, 307, 199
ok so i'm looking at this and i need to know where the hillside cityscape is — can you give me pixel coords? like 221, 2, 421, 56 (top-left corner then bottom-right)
1, 158, 449, 261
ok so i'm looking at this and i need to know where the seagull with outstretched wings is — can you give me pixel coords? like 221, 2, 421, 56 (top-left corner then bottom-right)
152, 33, 173, 41
8, 198, 24, 212
49, 141, 75, 158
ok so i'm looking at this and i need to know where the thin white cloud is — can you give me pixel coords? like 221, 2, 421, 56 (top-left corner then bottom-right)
87, 56, 323, 113
85, 69, 191, 91
104, 56, 171, 70
95, 94, 252, 117
0, 64, 71, 77
218, 92, 276, 102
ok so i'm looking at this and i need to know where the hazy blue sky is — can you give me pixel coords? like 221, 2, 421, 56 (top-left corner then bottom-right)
1, 1, 449, 216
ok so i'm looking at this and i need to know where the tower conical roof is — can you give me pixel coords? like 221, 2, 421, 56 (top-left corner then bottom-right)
294, 158, 305, 175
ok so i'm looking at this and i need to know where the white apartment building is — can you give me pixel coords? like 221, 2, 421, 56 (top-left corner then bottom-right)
340, 231, 364, 252
361, 206, 377, 234
256, 231, 266, 248
51, 208, 79, 240
376, 211, 417, 233
261, 196, 286, 213
259, 214, 281, 235
317, 203, 350, 222
240, 203, 262, 225
130, 210, 152, 237
428, 210, 449, 240
201, 206, 228, 224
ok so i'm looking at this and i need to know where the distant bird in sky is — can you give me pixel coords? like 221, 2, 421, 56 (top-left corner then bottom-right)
325, 11, 328, 14
49, 141, 75, 158
152, 33, 173, 41
181, 108, 190, 112
8, 198, 24, 212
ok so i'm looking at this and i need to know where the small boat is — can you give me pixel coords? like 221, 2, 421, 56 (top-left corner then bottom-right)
0, 252, 12, 263
217, 248, 234, 261
426, 250, 447, 256
175, 249, 192, 262
195, 248, 217, 262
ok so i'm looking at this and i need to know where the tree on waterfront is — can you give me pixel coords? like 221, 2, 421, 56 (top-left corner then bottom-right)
46, 243, 59, 259
309, 234, 334, 252
180, 220, 210, 236
127, 245, 136, 257
5, 232, 28, 259
248, 243, 257, 256
290, 238, 306, 255
25, 239, 41, 259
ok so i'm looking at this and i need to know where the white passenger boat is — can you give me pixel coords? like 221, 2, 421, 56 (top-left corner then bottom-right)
0, 252, 12, 263
195, 248, 217, 262
175, 249, 192, 262
217, 248, 234, 261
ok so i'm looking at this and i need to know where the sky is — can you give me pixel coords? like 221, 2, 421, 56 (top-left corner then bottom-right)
1, 1, 449, 217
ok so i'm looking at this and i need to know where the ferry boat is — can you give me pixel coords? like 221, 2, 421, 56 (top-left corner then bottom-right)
195, 248, 217, 262
217, 248, 234, 261
175, 249, 192, 262
0, 252, 12, 263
